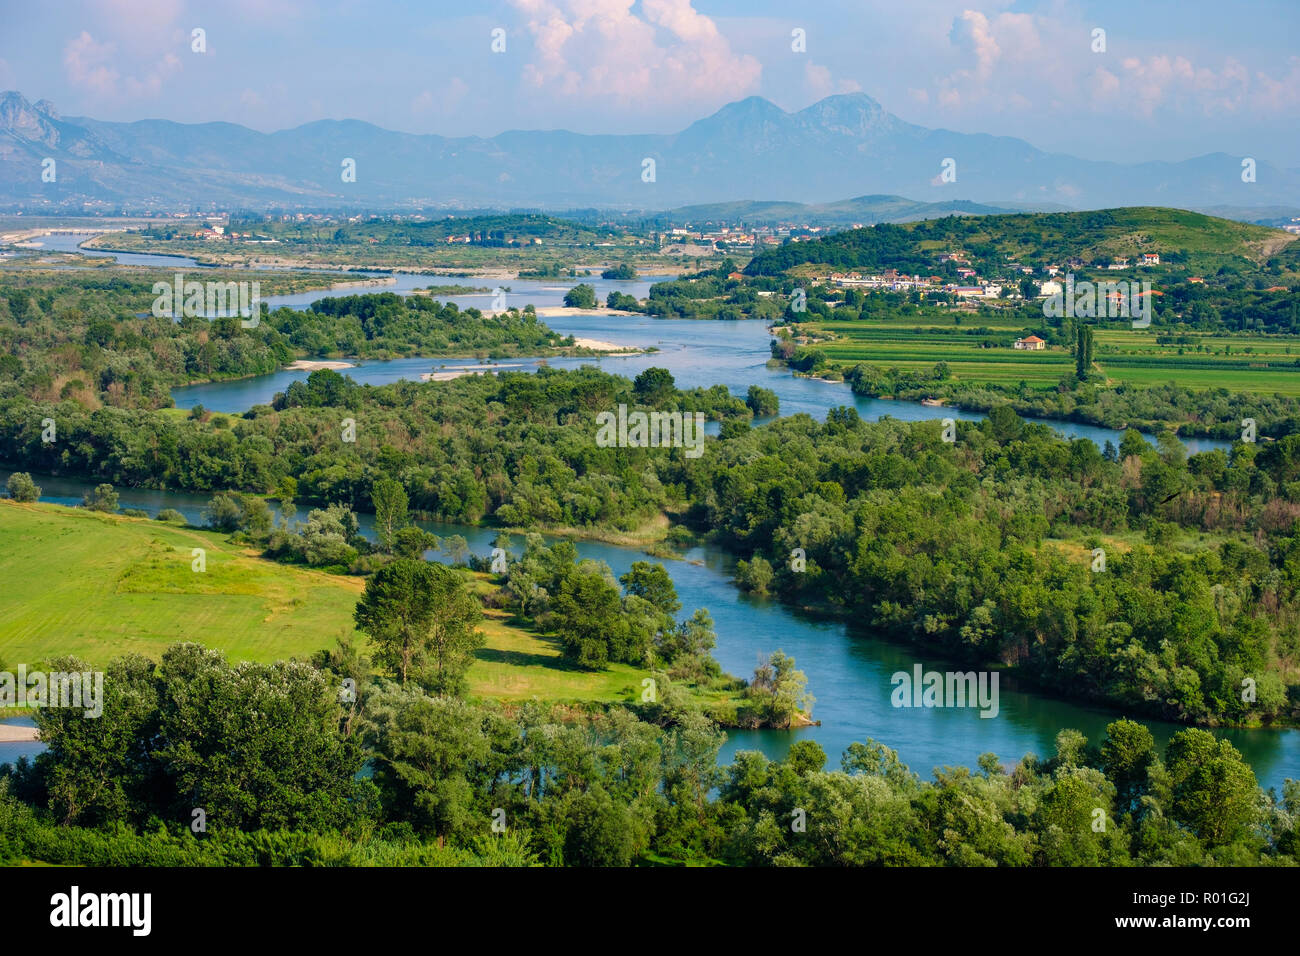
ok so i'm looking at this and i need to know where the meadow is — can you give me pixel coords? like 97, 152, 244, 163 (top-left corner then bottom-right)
0, 501, 652, 706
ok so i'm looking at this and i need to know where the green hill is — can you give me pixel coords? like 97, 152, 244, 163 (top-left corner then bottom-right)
745, 206, 1298, 277
654, 194, 1063, 228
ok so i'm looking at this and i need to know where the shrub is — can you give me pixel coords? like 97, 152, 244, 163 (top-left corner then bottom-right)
5, 472, 40, 502
82, 483, 118, 513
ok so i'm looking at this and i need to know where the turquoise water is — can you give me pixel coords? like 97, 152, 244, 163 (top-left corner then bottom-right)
3, 470, 1294, 791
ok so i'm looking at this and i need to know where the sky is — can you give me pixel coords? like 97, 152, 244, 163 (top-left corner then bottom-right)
1, 0, 1297, 165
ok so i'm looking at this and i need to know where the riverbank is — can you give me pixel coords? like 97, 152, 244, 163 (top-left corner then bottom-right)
421, 364, 524, 382
285, 359, 356, 372
0, 721, 39, 743
568, 336, 640, 352
499, 512, 672, 549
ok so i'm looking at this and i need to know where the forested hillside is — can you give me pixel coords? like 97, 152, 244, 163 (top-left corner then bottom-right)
745, 208, 1298, 279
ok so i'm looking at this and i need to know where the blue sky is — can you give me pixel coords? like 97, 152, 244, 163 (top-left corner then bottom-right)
2, 0, 1297, 164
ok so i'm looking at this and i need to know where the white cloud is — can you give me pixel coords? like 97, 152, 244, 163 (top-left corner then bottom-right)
951, 10, 1001, 81
63, 30, 181, 98
64, 32, 121, 95
510, 0, 761, 106
1252, 56, 1300, 112
920, 7, 1299, 122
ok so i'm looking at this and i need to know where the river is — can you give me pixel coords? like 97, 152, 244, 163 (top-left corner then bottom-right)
4, 469, 1296, 792
170, 274, 1231, 456
35, 233, 1229, 453
25, 231, 204, 269
7, 235, 1274, 786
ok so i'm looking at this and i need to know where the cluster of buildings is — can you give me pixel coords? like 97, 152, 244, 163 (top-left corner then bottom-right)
825, 248, 1167, 303
442, 234, 544, 245
190, 224, 277, 242
664, 223, 830, 250
1107, 253, 1161, 269
829, 269, 1004, 299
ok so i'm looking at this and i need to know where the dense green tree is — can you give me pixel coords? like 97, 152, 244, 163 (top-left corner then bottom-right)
1075, 323, 1095, 378
632, 366, 675, 405
745, 385, 780, 416
152, 644, 362, 831
1099, 719, 1158, 817
562, 785, 634, 866
563, 284, 597, 309
354, 559, 441, 684
1165, 729, 1259, 847
372, 477, 410, 553
551, 564, 631, 669
392, 526, 438, 560
418, 564, 485, 696
5, 472, 40, 502
619, 562, 681, 617
202, 491, 244, 532
362, 687, 492, 839
34, 654, 159, 826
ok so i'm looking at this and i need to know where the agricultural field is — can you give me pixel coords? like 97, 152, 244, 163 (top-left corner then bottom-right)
801, 316, 1300, 395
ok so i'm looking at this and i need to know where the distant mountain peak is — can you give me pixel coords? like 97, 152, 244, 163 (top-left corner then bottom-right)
794, 92, 893, 135
0, 90, 1294, 212
806, 91, 884, 110
685, 95, 788, 134
0, 91, 59, 145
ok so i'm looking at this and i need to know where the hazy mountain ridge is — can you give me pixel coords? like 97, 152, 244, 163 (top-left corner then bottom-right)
2, 90, 1297, 212
652, 194, 1070, 226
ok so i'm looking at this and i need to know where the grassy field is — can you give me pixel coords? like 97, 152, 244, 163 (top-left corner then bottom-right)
804, 317, 1300, 395
0, 501, 363, 666
0, 500, 654, 705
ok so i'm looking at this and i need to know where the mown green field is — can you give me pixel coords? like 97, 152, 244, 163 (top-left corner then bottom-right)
0, 501, 363, 666
0, 501, 652, 705
806, 318, 1300, 395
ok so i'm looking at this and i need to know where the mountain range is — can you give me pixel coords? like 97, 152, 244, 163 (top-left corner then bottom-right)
2, 90, 1297, 213
649, 195, 1070, 226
